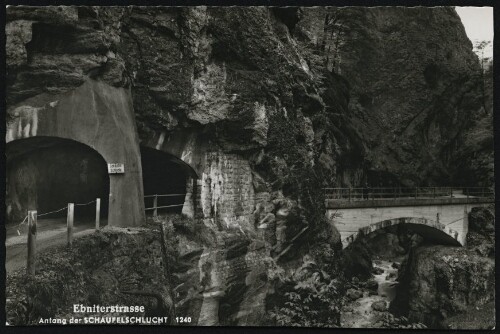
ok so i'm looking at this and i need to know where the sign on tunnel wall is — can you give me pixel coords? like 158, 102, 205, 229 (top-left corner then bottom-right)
108, 163, 125, 174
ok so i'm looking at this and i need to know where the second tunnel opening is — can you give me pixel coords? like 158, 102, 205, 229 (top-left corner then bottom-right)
140, 146, 194, 216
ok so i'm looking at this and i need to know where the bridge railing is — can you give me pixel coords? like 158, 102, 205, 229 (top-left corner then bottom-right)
324, 187, 494, 201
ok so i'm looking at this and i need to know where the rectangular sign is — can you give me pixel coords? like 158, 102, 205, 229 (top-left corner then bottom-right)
107, 163, 125, 174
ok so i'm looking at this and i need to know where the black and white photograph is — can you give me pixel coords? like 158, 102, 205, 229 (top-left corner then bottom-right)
3, 3, 495, 329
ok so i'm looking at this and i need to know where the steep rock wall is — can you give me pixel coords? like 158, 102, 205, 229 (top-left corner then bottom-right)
296, 7, 491, 186
7, 6, 491, 190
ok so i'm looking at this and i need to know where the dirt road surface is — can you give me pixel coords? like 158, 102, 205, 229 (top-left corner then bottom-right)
5, 218, 107, 273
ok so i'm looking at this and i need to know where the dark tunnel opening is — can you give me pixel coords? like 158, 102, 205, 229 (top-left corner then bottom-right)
6, 137, 110, 225
140, 146, 195, 216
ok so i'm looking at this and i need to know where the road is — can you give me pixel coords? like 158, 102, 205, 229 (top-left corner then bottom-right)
5, 217, 107, 273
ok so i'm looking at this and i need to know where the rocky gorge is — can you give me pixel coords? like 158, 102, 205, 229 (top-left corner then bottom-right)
5, 6, 494, 327
391, 206, 495, 329
338, 206, 495, 329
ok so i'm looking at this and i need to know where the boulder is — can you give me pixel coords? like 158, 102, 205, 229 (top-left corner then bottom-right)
372, 301, 387, 312
468, 206, 494, 234
346, 288, 363, 301
341, 243, 373, 279
366, 278, 379, 291
386, 272, 397, 280
466, 206, 495, 258
390, 245, 495, 328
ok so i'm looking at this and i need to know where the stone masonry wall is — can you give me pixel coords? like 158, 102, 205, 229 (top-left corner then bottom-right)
198, 152, 256, 232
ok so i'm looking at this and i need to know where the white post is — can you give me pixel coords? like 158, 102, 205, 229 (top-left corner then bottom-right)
67, 203, 74, 247
462, 205, 468, 246
95, 198, 101, 230
153, 195, 158, 218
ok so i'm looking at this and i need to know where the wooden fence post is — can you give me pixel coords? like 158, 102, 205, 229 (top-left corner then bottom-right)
348, 188, 351, 202
67, 203, 74, 247
462, 205, 469, 246
27, 210, 37, 277
95, 198, 101, 230
153, 195, 158, 218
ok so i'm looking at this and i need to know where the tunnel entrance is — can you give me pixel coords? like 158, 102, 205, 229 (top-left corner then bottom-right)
140, 146, 196, 216
6, 137, 109, 225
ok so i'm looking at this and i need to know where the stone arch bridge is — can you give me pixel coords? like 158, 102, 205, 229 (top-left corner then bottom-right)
325, 187, 494, 249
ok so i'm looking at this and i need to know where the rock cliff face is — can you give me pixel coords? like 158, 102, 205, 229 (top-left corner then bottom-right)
5, 6, 492, 326
296, 7, 491, 186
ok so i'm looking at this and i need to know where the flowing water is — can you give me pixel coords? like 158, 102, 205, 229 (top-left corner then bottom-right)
341, 260, 399, 328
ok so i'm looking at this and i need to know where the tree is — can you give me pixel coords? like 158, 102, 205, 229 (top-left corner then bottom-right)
474, 40, 492, 73
320, 9, 346, 72
473, 40, 493, 115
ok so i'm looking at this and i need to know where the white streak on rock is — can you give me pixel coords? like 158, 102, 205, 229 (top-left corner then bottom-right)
156, 131, 166, 150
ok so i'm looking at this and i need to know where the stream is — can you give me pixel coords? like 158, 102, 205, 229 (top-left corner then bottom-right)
341, 260, 399, 328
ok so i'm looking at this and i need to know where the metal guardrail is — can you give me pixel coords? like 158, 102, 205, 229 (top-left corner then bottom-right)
144, 194, 186, 217
324, 187, 494, 201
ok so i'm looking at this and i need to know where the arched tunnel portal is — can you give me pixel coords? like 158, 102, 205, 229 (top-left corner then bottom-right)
6, 136, 110, 225
140, 146, 198, 217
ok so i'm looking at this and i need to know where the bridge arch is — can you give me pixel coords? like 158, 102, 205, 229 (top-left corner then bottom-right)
342, 217, 463, 249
